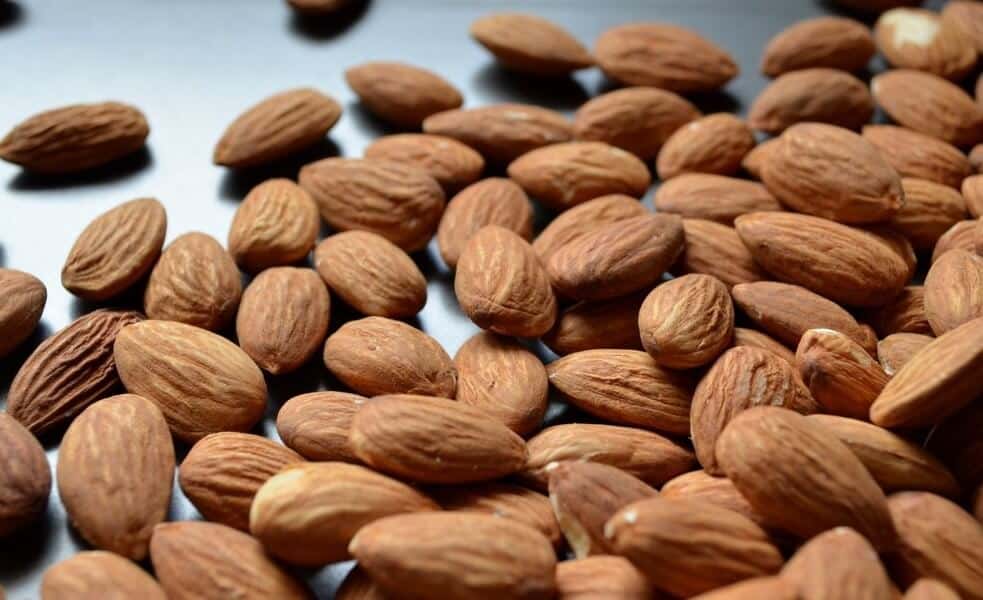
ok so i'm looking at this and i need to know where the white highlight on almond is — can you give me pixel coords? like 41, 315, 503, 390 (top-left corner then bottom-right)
882, 10, 939, 48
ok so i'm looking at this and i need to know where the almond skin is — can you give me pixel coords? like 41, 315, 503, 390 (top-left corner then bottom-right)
0, 101, 149, 173
866, 285, 932, 337
731, 327, 797, 366
227, 178, 320, 273
781, 527, 894, 600
892, 178, 968, 250
863, 125, 972, 189
542, 292, 646, 356
872, 70, 983, 148
364, 133, 485, 194
275, 391, 365, 462
796, 328, 889, 419
944, 1, 983, 54
904, 579, 962, 600
653, 174, 781, 225
323, 317, 457, 398
345, 61, 462, 129
660, 470, 772, 532
690, 577, 798, 600
741, 138, 780, 180
0, 268, 46, 358
878, 332, 934, 376
0, 412, 51, 536
556, 556, 652, 600
932, 220, 978, 262
924, 249, 983, 335
61, 198, 166, 301
57, 394, 174, 560
674, 219, 767, 288
761, 16, 875, 76
469, 13, 593, 75
533, 193, 646, 261
113, 319, 268, 443
41, 551, 167, 600
595, 23, 738, 92
749, 69, 873, 133
428, 482, 561, 547
656, 113, 756, 180
874, 8, 976, 81
964, 174, 983, 217
350, 394, 527, 484
213, 87, 341, 168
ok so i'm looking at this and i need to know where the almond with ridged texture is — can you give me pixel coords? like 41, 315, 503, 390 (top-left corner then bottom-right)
716, 406, 897, 549
573, 87, 700, 159
8, 309, 141, 435
213, 88, 340, 168
350, 394, 526, 484
874, 8, 976, 81
904, 579, 962, 600
150, 521, 310, 600
781, 527, 894, 600
276, 391, 365, 462
868, 224, 919, 280
429, 482, 561, 547
653, 174, 781, 224
731, 327, 797, 365
236, 267, 329, 374
595, 23, 738, 92
323, 317, 456, 397
365, 133, 484, 194
863, 125, 971, 189
892, 178, 968, 250
761, 16, 875, 76
542, 292, 645, 356
299, 157, 445, 252
41, 551, 167, 600
454, 332, 547, 436
533, 193, 645, 261
61, 198, 166, 301
796, 328, 889, 419
0, 101, 148, 173
437, 178, 533, 269
690, 577, 798, 600
924, 250, 983, 335
741, 138, 780, 180
227, 178, 319, 273
143, 232, 242, 331
656, 114, 755, 180
470, 13, 593, 75
932, 220, 978, 262
750, 69, 873, 134
507, 141, 650, 211
57, 395, 173, 560
423, 103, 572, 163
455, 226, 557, 337
878, 333, 933, 376
113, 320, 267, 443
674, 219, 766, 288
345, 62, 462, 129
556, 556, 652, 600
0, 413, 50, 536
872, 70, 983, 147
660, 470, 771, 531
866, 286, 932, 337
0, 268, 45, 358
250, 462, 438, 566
965, 174, 983, 217
350, 512, 556, 600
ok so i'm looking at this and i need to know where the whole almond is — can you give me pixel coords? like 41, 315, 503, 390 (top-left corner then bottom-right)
143, 232, 242, 331
507, 141, 650, 211
429, 482, 561, 547
556, 556, 652, 600
114, 319, 268, 443
573, 87, 700, 159
892, 178, 968, 249
690, 577, 798, 600
345, 61, 462, 128
542, 292, 646, 356
350, 394, 527, 483
741, 137, 780, 180
730, 329, 794, 367
213, 87, 340, 168
878, 332, 934, 376
867, 223, 920, 281
761, 16, 876, 76
595, 23, 738, 92
944, 1, 983, 53
653, 173, 781, 225
660, 470, 771, 531
0, 101, 149, 173
61, 198, 166, 301
276, 391, 365, 462
533, 193, 646, 261
656, 113, 755, 179
250, 462, 438, 566
924, 249, 983, 335
904, 579, 962, 600
874, 8, 976, 81
323, 317, 456, 397
364, 133, 484, 194
57, 394, 173, 560
227, 178, 320, 273
872, 70, 983, 147
8, 309, 142, 435
781, 527, 894, 600
436, 178, 533, 269
863, 125, 972, 189
41, 551, 167, 600
750, 69, 873, 133
454, 331, 548, 436
932, 219, 978, 262
674, 219, 767, 288
469, 13, 593, 75
796, 328, 889, 419
0, 412, 51, 536
866, 285, 932, 337
299, 157, 445, 252
0, 268, 46, 358
963, 174, 983, 217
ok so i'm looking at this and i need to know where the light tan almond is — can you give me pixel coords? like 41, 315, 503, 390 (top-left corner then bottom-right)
470, 13, 593, 75
872, 69, 983, 147
781, 527, 894, 600
932, 219, 978, 262
428, 482, 561, 547
674, 219, 767, 288
866, 285, 932, 337
0, 412, 51, 536
542, 292, 646, 356
924, 249, 983, 335
892, 178, 968, 249
731, 327, 797, 366
41, 551, 166, 600
555, 556, 652, 600
656, 113, 755, 180
741, 137, 780, 180
653, 173, 781, 225
904, 579, 962, 600
364, 133, 484, 194
878, 332, 934, 376
749, 68, 873, 133
761, 16, 876, 76
863, 125, 972, 189
345, 61, 462, 129
0, 268, 46, 358
276, 391, 366, 462
796, 328, 889, 419
533, 193, 646, 261
874, 8, 976, 81
964, 174, 983, 217
227, 178, 320, 273
690, 577, 798, 600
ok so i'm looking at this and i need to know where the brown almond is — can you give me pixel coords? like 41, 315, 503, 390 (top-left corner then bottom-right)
878, 332, 934, 376
41, 551, 167, 600
904, 579, 962, 600
932, 219, 978, 263
863, 125, 972, 189
892, 178, 968, 249
749, 68, 873, 133
741, 137, 780, 180
866, 285, 932, 337
674, 219, 767, 288
556, 556, 652, 600
0, 268, 46, 358
874, 8, 976, 81
542, 292, 646, 356
964, 174, 983, 217
796, 328, 889, 419
335, 567, 389, 600
731, 327, 797, 365
656, 113, 755, 180
944, 1, 983, 53
867, 223, 920, 281
872, 69, 983, 147
345, 61, 462, 129
781, 527, 894, 600
761, 16, 876, 76
690, 577, 798, 600
275, 391, 366, 462
924, 249, 983, 335
660, 470, 771, 531
227, 178, 320, 273
469, 13, 593, 75
0, 412, 51, 536
428, 482, 561, 547
364, 133, 485, 194
532, 193, 646, 261
653, 173, 781, 225
972, 145, 983, 173
928, 400, 983, 490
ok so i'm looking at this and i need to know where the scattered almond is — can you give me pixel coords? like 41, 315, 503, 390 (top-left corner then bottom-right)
749, 68, 873, 133
0, 412, 51, 536
796, 328, 889, 419
731, 327, 797, 366
781, 527, 894, 600
660, 470, 772, 532
469, 13, 593, 75
866, 285, 932, 337
760, 16, 875, 76
674, 218, 767, 288
364, 133, 485, 194
932, 219, 978, 262
532, 193, 646, 261
542, 292, 646, 356
892, 178, 968, 249
874, 8, 976, 81
965, 174, 983, 217
345, 61, 463, 128
0, 268, 46, 358
41, 551, 166, 600
227, 178, 320, 273
653, 173, 781, 225
871, 69, 983, 147
924, 249, 983, 335
863, 125, 972, 189
429, 482, 561, 547
275, 391, 365, 462
656, 113, 755, 180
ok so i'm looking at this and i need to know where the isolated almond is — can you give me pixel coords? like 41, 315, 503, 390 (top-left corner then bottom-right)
660, 470, 771, 531
470, 13, 593, 75
0, 268, 46, 358
781, 527, 894, 600
250, 462, 438, 566
878, 332, 934, 376
796, 328, 889, 419
0, 101, 149, 173
872, 70, 983, 147
227, 178, 320, 273
866, 286, 932, 337
932, 219, 978, 262
0, 412, 51, 536
741, 138, 780, 180
8, 309, 142, 435
41, 551, 167, 600
656, 113, 755, 180
653, 174, 781, 225
213, 87, 341, 168
761, 16, 876, 76
924, 249, 983, 335
874, 8, 976, 81
542, 292, 646, 356
556, 556, 652, 600
114, 320, 268, 443
731, 327, 797, 366
750, 69, 873, 133
573, 87, 700, 159
436, 178, 533, 269
892, 178, 968, 249
299, 157, 445, 252
532, 193, 646, 261
323, 317, 456, 397
345, 61, 462, 128
595, 23, 738, 92
429, 482, 561, 547
690, 577, 798, 600
904, 579, 962, 600
966, 174, 983, 217
863, 125, 972, 189
276, 391, 365, 462
507, 141, 650, 211
61, 198, 166, 301
365, 133, 485, 194
57, 394, 173, 560
143, 232, 242, 331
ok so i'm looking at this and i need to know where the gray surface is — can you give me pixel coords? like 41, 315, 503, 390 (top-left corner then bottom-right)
0, 0, 911, 598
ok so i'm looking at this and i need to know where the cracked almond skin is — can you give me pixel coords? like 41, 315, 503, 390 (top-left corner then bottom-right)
761, 16, 875, 77
454, 331, 548, 436
904, 579, 961, 600
716, 406, 898, 550
556, 556, 652, 600
150, 521, 311, 600
365, 133, 485, 194
892, 178, 968, 250
428, 482, 561, 547
213, 87, 340, 168
0, 413, 50, 536
796, 328, 888, 419
61, 198, 166, 301
872, 70, 983, 148
654, 174, 781, 225
179, 432, 303, 531
470, 13, 593, 75
690, 577, 798, 600
315, 231, 426, 318
0, 268, 46, 358
41, 551, 167, 600
660, 470, 772, 532
874, 8, 976, 81
323, 317, 456, 398
863, 125, 972, 189
0, 101, 148, 173
113, 320, 268, 444
866, 285, 932, 337
345, 61, 462, 129
350, 394, 527, 484
250, 462, 438, 566
57, 394, 174, 560
227, 178, 320, 273
8, 309, 142, 435
924, 250, 983, 335
878, 333, 933, 376
750, 69, 873, 134
533, 193, 646, 261
674, 219, 767, 288
350, 512, 556, 600
932, 220, 978, 262
455, 226, 557, 338
656, 114, 756, 180
605, 497, 783, 597
542, 292, 646, 356
276, 391, 365, 462
781, 527, 894, 600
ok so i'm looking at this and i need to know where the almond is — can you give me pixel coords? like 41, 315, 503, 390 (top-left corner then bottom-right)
878, 332, 934, 376
555, 556, 652, 600
656, 113, 755, 179
796, 328, 889, 419
928, 401, 983, 490
932, 219, 978, 262
428, 482, 561, 547
760, 16, 876, 76
227, 178, 320, 273
364, 133, 485, 194
866, 285, 932, 337
143, 232, 242, 331
653, 174, 781, 225
8, 309, 142, 435
741, 138, 780, 180
863, 125, 972, 189
250, 462, 438, 566
924, 249, 983, 335
114, 319, 268, 443
690, 577, 798, 600
57, 394, 173, 560
0, 101, 149, 173
867, 223, 920, 281
874, 8, 976, 81
731, 327, 796, 365
871, 70, 983, 147
660, 470, 772, 531
781, 527, 894, 600
965, 174, 983, 217
41, 551, 167, 600
972, 145, 983, 173
904, 579, 962, 600
0, 412, 51, 535
674, 219, 767, 288
275, 391, 365, 462
943, 1, 983, 53
213, 87, 341, 168
345, 61, 462, 128
542, 292, 646, 356
532, 193, 646, 261
469, 13, 593, 75
595, 23, 738, 92
892, 178, 968, 249
0, 268, 46, 358
749, 68, 873, 133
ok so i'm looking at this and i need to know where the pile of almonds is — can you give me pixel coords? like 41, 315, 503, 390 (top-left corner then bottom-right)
2, 0, 983, 598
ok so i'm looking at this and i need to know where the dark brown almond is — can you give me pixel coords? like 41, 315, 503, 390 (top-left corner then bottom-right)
276, 391, 366, 462
731, 327, 797, 366
871, 70, 983, 147
542, 292, 646, 356
761, 16, 876, 76
0, 268, 46, 358
653, 174, 781, 225
749, 68, 873, 133
878, 333, 934, 376
674, 219, 767, 288
781, 527, 894, 600
364, 133, 485, 194
41, 551, 167, 600
863, 125, 972, 189
0, 412, 51, 536
656, 113, 756, 180
227, 178, 320, 273
469, 13, 593, 75
892, 178, 968, 250
796, 328, 889, 419
345, 61, 462, 129
924, 249, 983, 335
866, 286, 932, 337
428, 482, 560, 547
532, 193, 646, 261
